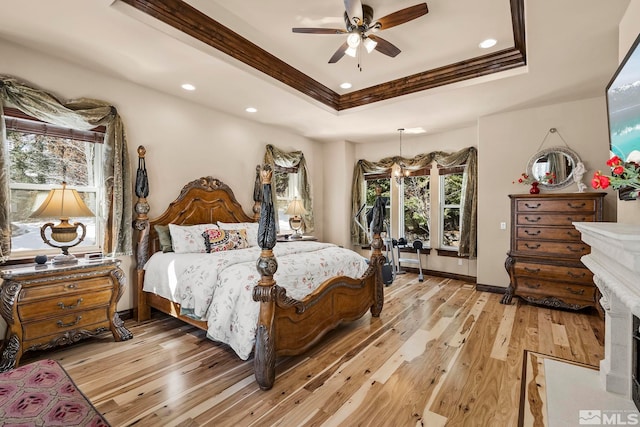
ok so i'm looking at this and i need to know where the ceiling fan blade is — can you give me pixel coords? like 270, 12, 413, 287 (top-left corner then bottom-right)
375, 3, 428, 30
328, 41, 349, 63
368, 35, 401, 58
344, 0, 364, 25
292, 28, 347, 34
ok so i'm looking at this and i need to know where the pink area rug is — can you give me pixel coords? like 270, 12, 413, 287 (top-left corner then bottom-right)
0, 359, 109, 426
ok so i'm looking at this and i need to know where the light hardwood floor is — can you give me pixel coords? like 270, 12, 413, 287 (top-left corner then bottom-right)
22, 273, 604, 426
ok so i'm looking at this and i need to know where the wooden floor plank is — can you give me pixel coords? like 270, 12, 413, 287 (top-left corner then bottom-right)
19, 274, 604, 426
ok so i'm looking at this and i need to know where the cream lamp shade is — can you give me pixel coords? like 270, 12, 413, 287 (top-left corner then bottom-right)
30, 182, 95, 264
285, 198, 307, 239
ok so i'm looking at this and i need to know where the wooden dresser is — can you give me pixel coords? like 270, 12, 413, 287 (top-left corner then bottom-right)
0, 259, 132, 371
501, 193, 606, 310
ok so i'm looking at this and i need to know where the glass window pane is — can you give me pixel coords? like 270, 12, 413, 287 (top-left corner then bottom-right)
403, 175, 429, 243
274, 170, 301, 232
7, 131, 94, 186
364, 178, 391, 234
444, 173, 463, 205
442, 207, 460, 248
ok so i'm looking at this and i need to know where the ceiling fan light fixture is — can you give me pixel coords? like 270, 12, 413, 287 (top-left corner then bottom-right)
347, 33, 361, 48
363, 37, 377, 53
345, 46, 358, 58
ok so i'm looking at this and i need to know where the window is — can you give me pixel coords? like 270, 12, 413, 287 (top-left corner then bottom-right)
363, 173, 391, 235
440, 167, 464, 249
274, 166, 300, 232
4, 108, 104, 256
401, 168, 430, 245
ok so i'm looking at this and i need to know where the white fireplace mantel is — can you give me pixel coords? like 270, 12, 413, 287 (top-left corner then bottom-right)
574, 222, 640, 399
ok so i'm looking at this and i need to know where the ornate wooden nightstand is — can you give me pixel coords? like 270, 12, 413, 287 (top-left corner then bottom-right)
0, 258, 132, 371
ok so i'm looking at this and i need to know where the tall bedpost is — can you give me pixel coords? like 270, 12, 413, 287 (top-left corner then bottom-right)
369, 187, 386, 316
252, 164, 262, 222
133, 145, 151, 322
252, 165, 278, 390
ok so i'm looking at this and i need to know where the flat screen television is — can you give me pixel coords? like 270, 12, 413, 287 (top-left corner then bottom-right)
607, 32, 640, 163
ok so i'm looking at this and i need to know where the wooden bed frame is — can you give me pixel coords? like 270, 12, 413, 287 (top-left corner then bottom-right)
133, 146, 385, 389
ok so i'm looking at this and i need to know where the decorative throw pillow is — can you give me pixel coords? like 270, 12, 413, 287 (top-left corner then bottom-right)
202, 228, 250, 253
154, 224, 174, 253
217, 221, 259, 247
169, 223, 218, 253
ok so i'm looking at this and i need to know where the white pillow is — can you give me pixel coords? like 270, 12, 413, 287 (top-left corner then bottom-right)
217, 221, 259, 247
169, 223, 218, 253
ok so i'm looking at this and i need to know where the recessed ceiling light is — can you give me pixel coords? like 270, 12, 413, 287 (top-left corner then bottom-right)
181, 83, 196, 91
479, 39, 497, 49
245, 107, 257, 113
340, 82, 352, 89
404, 127, 427, 134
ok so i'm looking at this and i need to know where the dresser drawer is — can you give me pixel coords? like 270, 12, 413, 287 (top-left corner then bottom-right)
516, 199, 597, 213
515, 240, 590, 258
18, 289, 112, 320
22, 307, 110, 341
514, 261, 593, 284
20, 278, 113, 301
516, 227, 582, 241
516, 278, 595, 301
516, 213, 596, 226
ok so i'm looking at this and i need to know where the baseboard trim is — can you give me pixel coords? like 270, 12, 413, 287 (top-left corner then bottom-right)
476, 283, 508, 294
399, 266, 476, 283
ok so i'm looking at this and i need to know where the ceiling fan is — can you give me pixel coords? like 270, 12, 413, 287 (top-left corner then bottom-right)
292, 0, 429, 64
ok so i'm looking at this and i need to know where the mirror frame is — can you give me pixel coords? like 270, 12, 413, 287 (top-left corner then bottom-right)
527, 146, 581, 190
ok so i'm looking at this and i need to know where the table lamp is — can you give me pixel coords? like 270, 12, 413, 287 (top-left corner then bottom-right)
285, 198, 307, 239
29, 182, 95, 265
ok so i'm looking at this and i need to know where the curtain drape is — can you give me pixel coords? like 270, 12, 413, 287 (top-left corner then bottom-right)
0, 75, 132, 258
263, 144, 314, 232
351, 146, 477, 257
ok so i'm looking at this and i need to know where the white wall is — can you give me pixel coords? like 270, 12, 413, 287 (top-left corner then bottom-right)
616, 0, 640, 224
477, 97, 616, 288
0, 38, 323, 313
321, 140, 355, 248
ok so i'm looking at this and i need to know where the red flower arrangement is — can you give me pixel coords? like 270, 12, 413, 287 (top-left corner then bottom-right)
591, 155, 640, 199
513, 171, 555, 185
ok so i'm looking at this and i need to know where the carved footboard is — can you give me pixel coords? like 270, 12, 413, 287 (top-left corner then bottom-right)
132, 148, 385, 390
252, 165, 385, 390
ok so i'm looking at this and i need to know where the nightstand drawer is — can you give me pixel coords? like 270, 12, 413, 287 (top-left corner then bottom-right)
21, 278, 112, 301
18, 289, 112, 320
22, 307, 110, 340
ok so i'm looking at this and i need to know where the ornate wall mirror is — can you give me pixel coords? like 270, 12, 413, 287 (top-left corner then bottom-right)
527, 146, 582, 190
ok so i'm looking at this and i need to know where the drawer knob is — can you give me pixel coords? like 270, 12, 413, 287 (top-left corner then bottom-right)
568, 217, 588, 221
57, 298, 83, 310
567, 231, 580, 238
525, 216, 542, 223
524, 203, 541, 209
57, 316, 82, 328
524, 230, 541, 236
67, 284, 78, 289
566, 287, 585, 295
567, 271, 586, 279
567, 202, 586, 209
524, 267, 541, 273
566, 246, 585, 253
525, 283, 541, 289
524, 243, 541, 250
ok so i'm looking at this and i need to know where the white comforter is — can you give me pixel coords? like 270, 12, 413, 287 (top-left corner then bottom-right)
143, 241, 368, 360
